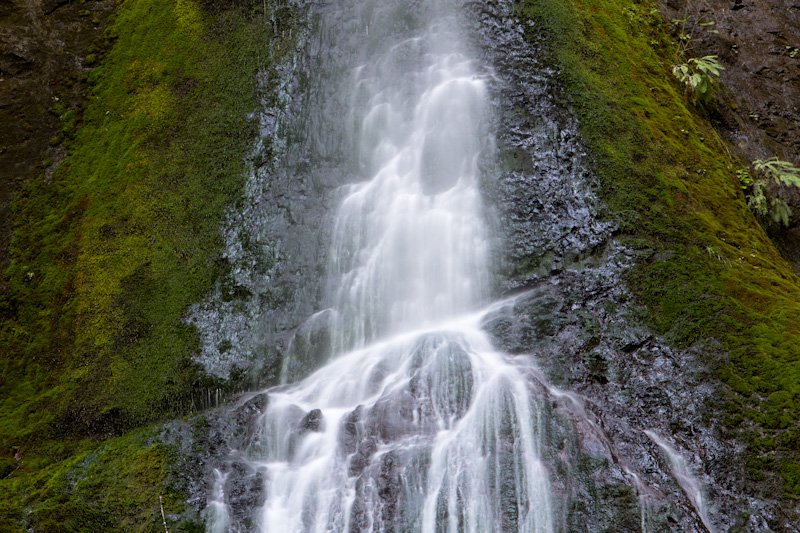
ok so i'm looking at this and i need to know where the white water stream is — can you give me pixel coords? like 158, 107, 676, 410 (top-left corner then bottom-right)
202, 1, 722, 531
208, 1, 555, 531
645, 430, 714, 533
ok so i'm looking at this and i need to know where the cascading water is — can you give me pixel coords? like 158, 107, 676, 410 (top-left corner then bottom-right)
324, 5, 491, 355
208, 0, 556, 531
194, 0, 732, 531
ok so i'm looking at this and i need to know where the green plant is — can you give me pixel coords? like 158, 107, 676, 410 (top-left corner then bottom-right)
671, 16, 693, 57
670, 15, 718, 58
736, 167, 752, 188
743, 158, 800, 226
669, 15, 723, 100
705, 245, 724, 263
754, 157, 800, 187
624, 5, 660, 30
672, 55, 724, 98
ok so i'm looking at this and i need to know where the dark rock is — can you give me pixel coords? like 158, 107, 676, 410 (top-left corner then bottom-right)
236, 392, 268, 424
281, 308, 335, 383
41, 0, 70, 15
338, 405, 363, 455
225, 460, 266, 522
347, 436, 377, 477
298, 408, 324, 432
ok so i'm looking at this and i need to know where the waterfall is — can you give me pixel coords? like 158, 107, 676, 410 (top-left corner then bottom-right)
325, 24, 491, 354
197, 0, 730, 531
206, 0, 556, 531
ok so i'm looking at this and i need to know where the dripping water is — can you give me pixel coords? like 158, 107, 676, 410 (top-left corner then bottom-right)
208, 469, 231, 533
645, 430, 714, 532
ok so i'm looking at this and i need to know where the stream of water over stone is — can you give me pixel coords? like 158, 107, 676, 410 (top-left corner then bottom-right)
198, 0, 723, 531
207, 0, 558, 531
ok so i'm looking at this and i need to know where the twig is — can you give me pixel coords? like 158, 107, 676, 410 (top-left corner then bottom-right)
1, 464, 20, 480
159, 495, 169, 533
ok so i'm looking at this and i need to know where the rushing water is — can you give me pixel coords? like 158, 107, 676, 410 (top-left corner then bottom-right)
207, 0, 556, 531
199, 0, 728, 530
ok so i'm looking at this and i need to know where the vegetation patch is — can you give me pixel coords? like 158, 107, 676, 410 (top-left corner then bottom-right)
0, 426, 199, 533
516, 0, 800, 501
0, 0, 298, 526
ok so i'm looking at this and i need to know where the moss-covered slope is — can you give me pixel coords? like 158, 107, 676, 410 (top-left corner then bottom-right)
517, 0, 800, 501
0, 0, 298, 528
0, 427, 195, 532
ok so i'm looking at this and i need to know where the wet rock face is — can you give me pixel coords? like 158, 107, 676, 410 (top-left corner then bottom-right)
160, 392, 272, 529
464, 0, 614, 288
0, 0, 116, 268
174, 0, 800, 531
470, 1, 797, 530
480, 276, 722, 531
299, 408, 324, 431
280, 308, 335, 383
189, 1, 346, 386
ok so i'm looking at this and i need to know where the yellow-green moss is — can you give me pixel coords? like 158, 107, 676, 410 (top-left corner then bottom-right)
0, 0, 297, 491
0, 427, 195, 532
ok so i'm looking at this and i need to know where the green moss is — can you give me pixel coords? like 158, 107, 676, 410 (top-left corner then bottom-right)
517, 0, 800, 499
0, 0, 297, 503
0, 427, 192, 532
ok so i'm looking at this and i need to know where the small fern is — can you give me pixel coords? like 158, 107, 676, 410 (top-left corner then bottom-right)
747, 180, 768, 218
754, 157, 800, 188
744, 158, 800, 227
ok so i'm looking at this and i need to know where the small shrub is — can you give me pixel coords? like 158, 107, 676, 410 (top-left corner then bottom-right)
672, 55, 724, 99
742, 157, 800, 227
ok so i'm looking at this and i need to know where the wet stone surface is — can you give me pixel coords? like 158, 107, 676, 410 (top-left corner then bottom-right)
472, 1, 798, 530
167, 0, 800, 531
188, 2, 345, 387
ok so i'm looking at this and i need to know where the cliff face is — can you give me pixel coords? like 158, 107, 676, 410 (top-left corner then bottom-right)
2, 0, 800, 530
